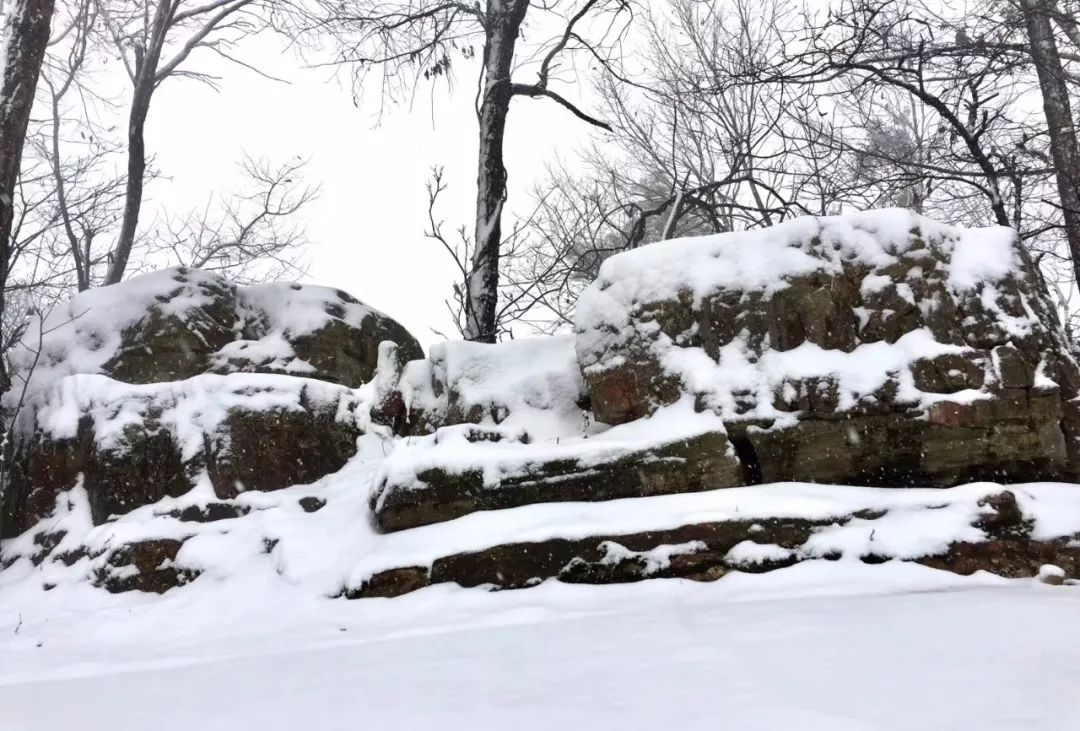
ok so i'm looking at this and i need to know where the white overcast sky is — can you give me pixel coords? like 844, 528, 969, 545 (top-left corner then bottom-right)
149, 31, 597, 350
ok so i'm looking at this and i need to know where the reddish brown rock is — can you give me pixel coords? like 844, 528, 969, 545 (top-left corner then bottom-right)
371, 428, 742, 533
93, 539, 198, 594
575, 213, 1080, 486
348, 492, 1080, 599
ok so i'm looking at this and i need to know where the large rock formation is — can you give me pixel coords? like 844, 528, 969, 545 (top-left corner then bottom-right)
575, 209, 1080, 486
1, 268, 422, 539
370, 211, 1080, 541
5, 211, 1080, 599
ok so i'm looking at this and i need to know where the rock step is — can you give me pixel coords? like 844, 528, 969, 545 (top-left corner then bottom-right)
370, 421, 742, 532
370, 388, 1080, 536
17, 484, 1080, 598
348, 488, 1080, 599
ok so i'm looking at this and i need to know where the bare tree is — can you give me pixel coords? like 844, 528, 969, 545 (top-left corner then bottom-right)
151, 155, 317, 282
782, 0, 1080, 333
290, 0, 631, 342
0, 0, 314, 300
34, 0, 125, 292
18, 137, 315, 293
499, 0, 1080, 332
780, 1, 1039, 227
0, 0, 57, 394
97, 0, 284, 285
501, 0, 863, 328
423, 164, 552, 338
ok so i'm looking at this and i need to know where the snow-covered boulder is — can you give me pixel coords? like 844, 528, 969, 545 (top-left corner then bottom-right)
217, 282, 424, 388
2, 374, 363, 538
11, 267, 423, 390
21, 268, 239, 386
375, 336, 588, 438
2, 268, 421, 537
575, 209, 1080, 486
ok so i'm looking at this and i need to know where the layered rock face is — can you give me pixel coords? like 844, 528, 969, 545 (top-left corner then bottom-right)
368, 210, 1080, 537
6, 212, 1080, 599
370, 404, 741, 532
575, 209, 1080, 487
3, 376, 363, 536
349, 487, 1080, 599
1, 268, 422, 540
352, 211, 1080, 597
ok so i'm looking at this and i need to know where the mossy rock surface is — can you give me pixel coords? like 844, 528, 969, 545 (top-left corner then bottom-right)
350, 489, 1080, 599
574, 212, 1080, 486
2, 377, 362, 538
371, 429, 742, 532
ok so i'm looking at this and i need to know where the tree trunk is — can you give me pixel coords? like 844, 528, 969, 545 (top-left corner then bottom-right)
0, 0, 55, 537
464, 0, 529, 343
1021, 0, 1080, 288
104, 77, 153, 286
0, 0, 56, 382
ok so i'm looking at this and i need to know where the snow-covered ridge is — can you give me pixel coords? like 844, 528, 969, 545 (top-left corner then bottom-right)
3, 468, 1078, 603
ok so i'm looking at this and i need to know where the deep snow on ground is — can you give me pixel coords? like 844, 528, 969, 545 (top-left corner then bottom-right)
1, 563, 1078, 730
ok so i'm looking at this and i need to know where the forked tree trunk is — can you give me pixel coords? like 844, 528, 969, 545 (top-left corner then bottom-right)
464, 0, 529, 343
